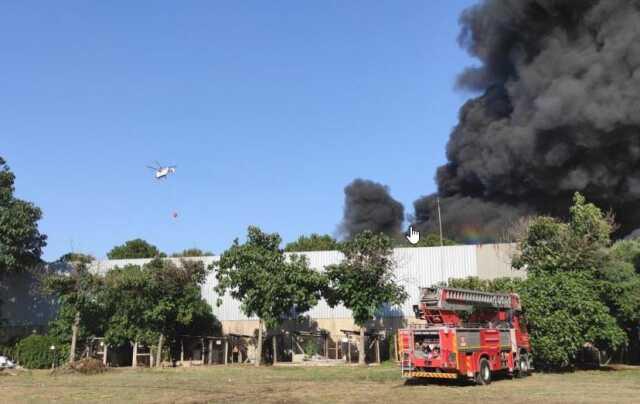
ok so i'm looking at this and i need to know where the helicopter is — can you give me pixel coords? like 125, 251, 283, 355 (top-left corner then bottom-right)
147, 162, 177, 180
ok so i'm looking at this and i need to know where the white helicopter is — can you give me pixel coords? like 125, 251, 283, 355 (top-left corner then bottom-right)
147, 162, 177, 180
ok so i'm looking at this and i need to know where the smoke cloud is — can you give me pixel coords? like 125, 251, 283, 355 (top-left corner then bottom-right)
415, 0, 640, 241
340, 179, 404, 239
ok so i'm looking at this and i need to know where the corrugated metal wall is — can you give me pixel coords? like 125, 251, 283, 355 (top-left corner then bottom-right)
89, 246, 479, 321
2, 244, 517, 334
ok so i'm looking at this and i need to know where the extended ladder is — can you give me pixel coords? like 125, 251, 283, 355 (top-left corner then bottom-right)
420, 287, 520, 312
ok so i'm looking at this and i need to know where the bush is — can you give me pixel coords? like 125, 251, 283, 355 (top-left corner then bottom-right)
302, 339, 319, 356
15, 335, 68, 369
70, 357, 107, 375
519, 272, 626, 370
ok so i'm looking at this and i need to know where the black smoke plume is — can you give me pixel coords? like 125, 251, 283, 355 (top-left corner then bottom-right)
415, 0, 640, 242
340, 179, 404, 239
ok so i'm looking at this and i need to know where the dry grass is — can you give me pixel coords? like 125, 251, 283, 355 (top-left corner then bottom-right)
1, 363, 639, 403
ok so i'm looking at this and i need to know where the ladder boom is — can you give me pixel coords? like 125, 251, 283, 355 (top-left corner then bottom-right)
420, 287, 521, 311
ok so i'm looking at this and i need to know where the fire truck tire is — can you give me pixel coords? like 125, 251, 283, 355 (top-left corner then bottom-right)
476, 358, 492, 385
517, 354, 530, 378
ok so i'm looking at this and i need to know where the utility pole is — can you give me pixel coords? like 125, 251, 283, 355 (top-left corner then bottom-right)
437, 197, 444, 247
437, 197, 445, 284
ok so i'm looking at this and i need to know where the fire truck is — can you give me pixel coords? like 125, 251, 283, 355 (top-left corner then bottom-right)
399, 287, 532, 385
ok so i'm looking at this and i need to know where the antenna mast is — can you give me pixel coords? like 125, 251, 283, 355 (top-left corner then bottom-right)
437, 197, 445, 284
437, 197, 443, 247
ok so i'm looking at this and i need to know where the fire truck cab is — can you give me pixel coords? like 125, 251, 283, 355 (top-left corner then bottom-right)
399, 287, 532, 385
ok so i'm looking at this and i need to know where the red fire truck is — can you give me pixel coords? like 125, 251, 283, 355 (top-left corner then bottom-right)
399, 287, 532, 385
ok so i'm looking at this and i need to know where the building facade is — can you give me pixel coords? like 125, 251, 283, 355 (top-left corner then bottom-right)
89, 243, 523, 338
2, 243, 523, 344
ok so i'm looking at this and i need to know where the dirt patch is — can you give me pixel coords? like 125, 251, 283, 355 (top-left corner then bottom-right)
50, 358, 108, 376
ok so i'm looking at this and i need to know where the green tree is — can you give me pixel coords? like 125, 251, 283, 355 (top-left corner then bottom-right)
102, 264, 156, 349
216, 226, 326, 366
511, 193, 627, 369
324, 231, 408, 365
171, 248, 214, 257
518, 272, 625, 369
609, 239, 640, 273
600, 240, 640, 362
284, 234, 339, 252
514, 193, 612, 277
15, 334, 68, 369
42, 253, 103, 363
142, 258, 216, 367
107, 239, 164, 259
0, 156, 47, 273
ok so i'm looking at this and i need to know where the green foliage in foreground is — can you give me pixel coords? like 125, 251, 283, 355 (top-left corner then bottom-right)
102, 259, 216, 347
324, 231, 408, 327
520, 272, 625, 369
0, 156, 47, 273
43, 253, 104, 350
15, 334, 67, 369
45, 256, 216, 355
216, 226, 327, 329
449, 193, 640, 370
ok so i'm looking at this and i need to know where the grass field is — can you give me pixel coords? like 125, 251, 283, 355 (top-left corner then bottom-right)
1, 363, 639, 403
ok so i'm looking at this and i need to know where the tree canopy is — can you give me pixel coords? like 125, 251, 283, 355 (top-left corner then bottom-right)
450, 193, 637, 369
142, 258, 216, 340
216, 226, 326, 365
324, 230, 408, 327
0, 156, 47, 273
284, 234, 339, 252
515, 194, 631, 368
324, 231, 408, 365
42, 254, 217, 366
102, 264, 157, 346
101, 259, 215, 348
107, 239, 164, 259
43, 252, 104, 362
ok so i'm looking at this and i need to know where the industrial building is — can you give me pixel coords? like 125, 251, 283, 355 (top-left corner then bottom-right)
2, 243, 523, 350
90, 243, 523, 338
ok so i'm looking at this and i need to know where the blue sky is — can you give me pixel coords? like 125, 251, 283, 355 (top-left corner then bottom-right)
2, 1, 478, 260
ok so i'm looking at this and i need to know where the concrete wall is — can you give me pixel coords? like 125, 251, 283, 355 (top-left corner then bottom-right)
475, 243, 525, 279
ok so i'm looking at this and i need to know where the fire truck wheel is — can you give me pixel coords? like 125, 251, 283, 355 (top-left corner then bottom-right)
517, 354, 530, 378
476, 358, 492, 385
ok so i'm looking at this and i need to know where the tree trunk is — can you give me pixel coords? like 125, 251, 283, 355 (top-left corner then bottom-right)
272, 335, 277, 364
132, 341, 138, 368
102, 342, 108, 366
359, 326, 366, 366
69, 310, 80, 364
255, 319, 263, 367
156, 334, 164, 368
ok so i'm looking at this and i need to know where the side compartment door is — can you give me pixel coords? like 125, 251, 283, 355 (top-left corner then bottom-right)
398, 329, 413, 371
481, 329, 501, 370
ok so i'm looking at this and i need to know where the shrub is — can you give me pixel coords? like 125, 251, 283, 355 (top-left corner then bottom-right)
15, 335, 67, 369
302, 339, 319, 356
70, 357, 107, 375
